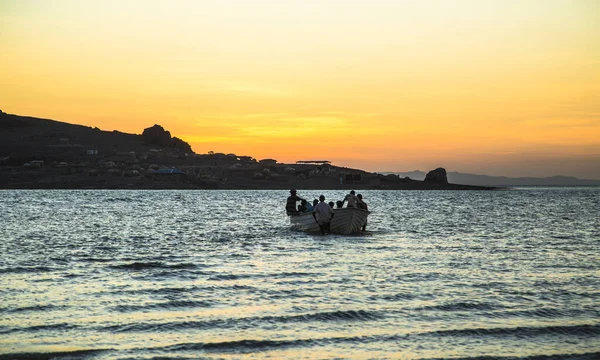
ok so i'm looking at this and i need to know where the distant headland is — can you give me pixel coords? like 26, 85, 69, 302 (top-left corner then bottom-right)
0, 110, 493, 190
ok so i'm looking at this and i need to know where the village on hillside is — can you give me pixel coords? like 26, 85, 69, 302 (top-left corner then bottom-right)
0, 111, 487, 190
0, 148, 418, 190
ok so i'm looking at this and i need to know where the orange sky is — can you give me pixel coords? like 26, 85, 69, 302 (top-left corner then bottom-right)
1, 0, 599, 178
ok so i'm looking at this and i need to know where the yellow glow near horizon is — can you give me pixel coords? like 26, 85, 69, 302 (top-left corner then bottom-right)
1, 0, 599, 178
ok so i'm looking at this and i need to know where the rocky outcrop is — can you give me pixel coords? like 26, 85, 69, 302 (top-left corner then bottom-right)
424, 167, 448, 184
141, 125, 193, 153
172, 137, 192, 153
142, 125, 171, 146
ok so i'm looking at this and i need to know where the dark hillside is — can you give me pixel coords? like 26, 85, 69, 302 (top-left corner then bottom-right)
0, 111, 192, 166
0, 110, 494, 190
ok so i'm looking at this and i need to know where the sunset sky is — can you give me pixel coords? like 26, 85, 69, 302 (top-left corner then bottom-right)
1, 0, 599, 178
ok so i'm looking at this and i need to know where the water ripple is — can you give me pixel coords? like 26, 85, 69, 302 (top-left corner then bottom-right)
1, 188, 598, 359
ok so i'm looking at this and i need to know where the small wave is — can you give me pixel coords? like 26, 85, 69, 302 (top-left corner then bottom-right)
274, 271, 319, 278
536, 264, 596, 270
207, 273, 256, 281
103, 318, 233, 333
280, 309, 383, 322
417, 302, 501, 312
423, 351, 600, 360
78, 257, 113, 263
110, 299, 213, 312
231, 284, 256, 290
109, 262, 198, 271
101, 309, 382, 333
0, 266, 55, 274
208, 271, 320, 281
104, 197, 133, 203
470, 281, 508, 289
49, 257, 70, 264
106, 284, 255, 297
505, 307, 598, 319
0, 323, 78, 335
157, 338, 316, 353
398, 272, 448, 282
0, 349, 111, 360
146, 331, 400, 353
1, 304, 64, 314
262, 288, 319, 300
152, 270, 212, 279
377, 292, 419, 301
428, 323, 600, 338
134, 286, 204, 295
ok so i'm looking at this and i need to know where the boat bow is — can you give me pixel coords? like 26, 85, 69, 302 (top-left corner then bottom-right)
289, 208, 370, 234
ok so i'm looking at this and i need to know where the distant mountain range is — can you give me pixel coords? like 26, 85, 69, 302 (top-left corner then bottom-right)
385, 171, 600, 186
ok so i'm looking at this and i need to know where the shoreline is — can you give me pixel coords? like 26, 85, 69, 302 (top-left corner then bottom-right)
1, 112, 496, 191
0, 177, 497, 191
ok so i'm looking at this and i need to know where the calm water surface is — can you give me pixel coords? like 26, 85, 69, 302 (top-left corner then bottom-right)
1, 188, 599, 359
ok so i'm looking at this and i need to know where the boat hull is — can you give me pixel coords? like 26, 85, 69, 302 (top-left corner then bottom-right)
289, 208, 370, 235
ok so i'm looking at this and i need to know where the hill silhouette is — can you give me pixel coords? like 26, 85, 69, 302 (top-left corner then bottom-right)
0, 110, 193, 165
0, 110, 493, 190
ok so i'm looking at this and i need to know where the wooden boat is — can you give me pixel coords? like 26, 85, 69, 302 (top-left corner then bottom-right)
289, 207, 370, 235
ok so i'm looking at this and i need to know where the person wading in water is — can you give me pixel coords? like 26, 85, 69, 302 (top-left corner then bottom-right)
286, 189, 305, 216
313, 195, 334, 235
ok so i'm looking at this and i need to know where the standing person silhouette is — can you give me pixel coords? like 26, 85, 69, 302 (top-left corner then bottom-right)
313, 195, 334, 235
342, 190, 358, 208
285, 189, 305, 215
357, 193, 368, 231
357, 194, 368, 210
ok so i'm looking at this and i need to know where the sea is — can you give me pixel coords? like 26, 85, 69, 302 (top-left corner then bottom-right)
1, 188, 599, 359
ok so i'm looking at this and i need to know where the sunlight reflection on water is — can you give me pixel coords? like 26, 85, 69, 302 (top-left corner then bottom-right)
1, 189, 599, 359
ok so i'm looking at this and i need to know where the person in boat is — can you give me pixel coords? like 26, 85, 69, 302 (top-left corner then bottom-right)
328, 201, 335, 208
313, 195, 334, 235
356, 194, 368, 210
298, 199, 308, 212
356, 193, 368, 231
286, 189, 305, 215
336, 200, 344, 208
342, 190, 358, 208
304, 199, 315, 212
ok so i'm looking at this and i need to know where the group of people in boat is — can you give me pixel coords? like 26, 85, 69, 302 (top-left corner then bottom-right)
285, 189, 368, 235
